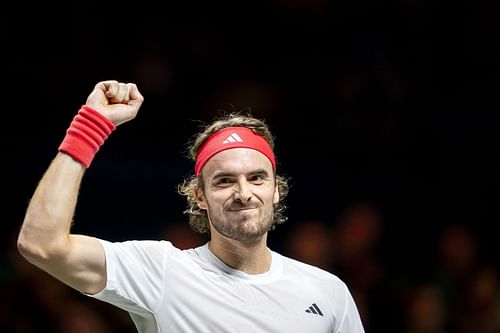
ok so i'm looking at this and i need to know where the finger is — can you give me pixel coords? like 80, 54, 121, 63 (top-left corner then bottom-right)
113, 83, 130, 103
102, 81, 120, 99
127, 83, 144, 106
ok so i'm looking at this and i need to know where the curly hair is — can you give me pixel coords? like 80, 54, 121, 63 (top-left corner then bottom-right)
177, 111, 289, 235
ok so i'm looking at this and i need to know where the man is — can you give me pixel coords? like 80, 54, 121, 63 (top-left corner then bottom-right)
18, 80, 365, 332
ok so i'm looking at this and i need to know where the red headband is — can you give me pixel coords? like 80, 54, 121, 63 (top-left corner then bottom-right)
195, 127, 276, 176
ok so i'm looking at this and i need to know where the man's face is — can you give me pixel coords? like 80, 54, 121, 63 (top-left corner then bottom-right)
196, 148, 279, 242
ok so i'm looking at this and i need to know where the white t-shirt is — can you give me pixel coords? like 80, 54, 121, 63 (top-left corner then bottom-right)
90, 240, 364, 333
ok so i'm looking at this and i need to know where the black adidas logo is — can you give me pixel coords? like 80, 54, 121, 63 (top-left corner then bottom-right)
305, 303, 323, 316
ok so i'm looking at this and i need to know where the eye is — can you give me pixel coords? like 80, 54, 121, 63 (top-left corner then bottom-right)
249, 174, 266, 184
214, 177, 234, 187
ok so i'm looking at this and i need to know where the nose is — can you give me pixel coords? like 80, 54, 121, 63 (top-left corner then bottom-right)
233, 179, 252, 203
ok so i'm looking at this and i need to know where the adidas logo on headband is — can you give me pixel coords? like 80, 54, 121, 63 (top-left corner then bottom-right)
222, 133, 244, 144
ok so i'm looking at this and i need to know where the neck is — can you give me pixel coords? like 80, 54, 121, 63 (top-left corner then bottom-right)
208, 234, 272, 274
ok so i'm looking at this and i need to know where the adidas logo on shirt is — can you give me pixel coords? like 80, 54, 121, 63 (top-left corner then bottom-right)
305, 303, 323, 316
222, 133, 244, 144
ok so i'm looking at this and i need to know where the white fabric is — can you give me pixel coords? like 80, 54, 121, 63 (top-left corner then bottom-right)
90, 240, 364, 333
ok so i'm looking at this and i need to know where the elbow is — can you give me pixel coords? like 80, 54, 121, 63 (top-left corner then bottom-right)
17, 227, 65, 264
17, 229, 44, 263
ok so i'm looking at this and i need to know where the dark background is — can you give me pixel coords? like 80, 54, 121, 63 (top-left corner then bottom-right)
2, 1, 499, 332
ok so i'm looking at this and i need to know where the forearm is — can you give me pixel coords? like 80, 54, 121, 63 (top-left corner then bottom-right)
18, 152, 85, 262
17, 80, 143, 293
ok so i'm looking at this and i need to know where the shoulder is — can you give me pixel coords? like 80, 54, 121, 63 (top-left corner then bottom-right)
275, 252, 357, 314
98, 239, 183, 261
276, 252, 347, 286
100, 239, 174, 251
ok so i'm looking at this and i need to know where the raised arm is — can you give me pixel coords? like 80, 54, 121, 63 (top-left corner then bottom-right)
17, 80, 144, 295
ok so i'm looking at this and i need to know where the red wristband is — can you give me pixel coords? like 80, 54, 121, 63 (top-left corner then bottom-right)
58, 105, 116, 168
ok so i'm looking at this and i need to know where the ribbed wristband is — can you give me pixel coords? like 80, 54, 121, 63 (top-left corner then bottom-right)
58, 105, 116, 168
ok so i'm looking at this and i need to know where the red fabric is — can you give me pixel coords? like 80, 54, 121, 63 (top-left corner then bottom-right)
195, 126, 276, 176
58, 105, 116, 167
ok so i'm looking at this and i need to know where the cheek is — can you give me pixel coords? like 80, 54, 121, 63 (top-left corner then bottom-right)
203, 190, 231, 209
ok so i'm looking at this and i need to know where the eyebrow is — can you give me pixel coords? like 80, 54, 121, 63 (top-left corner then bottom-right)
212, 168, 270, 180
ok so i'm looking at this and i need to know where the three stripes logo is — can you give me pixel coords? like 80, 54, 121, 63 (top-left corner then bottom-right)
222, 133, 244, 144
305, 303, 323, 316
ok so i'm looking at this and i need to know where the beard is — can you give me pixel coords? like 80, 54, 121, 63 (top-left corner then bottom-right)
207, 202, 275, 241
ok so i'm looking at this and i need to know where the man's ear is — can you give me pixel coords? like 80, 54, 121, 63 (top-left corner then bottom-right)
195, 188, 207, 209
273, 183, 280, 205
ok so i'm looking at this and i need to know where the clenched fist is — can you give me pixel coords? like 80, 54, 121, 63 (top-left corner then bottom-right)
85, 80, 144, 126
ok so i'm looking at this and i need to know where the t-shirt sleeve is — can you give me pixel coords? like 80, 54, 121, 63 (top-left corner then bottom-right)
88, 239, 173, 316
335, 283, 365, 333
